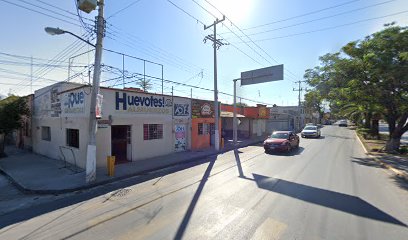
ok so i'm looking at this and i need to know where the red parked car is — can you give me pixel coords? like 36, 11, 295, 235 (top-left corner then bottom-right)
263, 131, 300, 153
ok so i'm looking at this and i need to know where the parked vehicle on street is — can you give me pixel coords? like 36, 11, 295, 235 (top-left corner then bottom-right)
339, 120, 348, 127
263, 131, 300, 153
301, 125, 321, 138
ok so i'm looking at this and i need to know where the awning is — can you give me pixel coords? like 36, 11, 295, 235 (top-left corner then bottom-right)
220, 111, 245, 118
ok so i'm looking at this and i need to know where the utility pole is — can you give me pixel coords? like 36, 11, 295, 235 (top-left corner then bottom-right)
204, 16, 226, 151
293, 80, 306, 132
86, 0, 105, 183
30, 56, 33, 94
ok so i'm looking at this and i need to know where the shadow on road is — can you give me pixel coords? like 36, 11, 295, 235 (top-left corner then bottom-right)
250, 174, 407, 227
173, 159, 216, 240
265, 147, 304, 156
302, 136, 326, 140
234, 149, 245, 178
392, 175, 408, 192
351, 157, 383, 168
0, 145, 237, 230
323, 134, 353, 140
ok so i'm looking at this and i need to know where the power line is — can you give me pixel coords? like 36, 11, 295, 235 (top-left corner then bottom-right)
0, 51, 89, 65
199, 0, 301, 80
226, 0, 396, 38
16, 0, 83, 24
166, 0, 205, 25
107, 0, 144, 19
232, 10, 408, 44
242, 0, 361, 31
0, 0, 82, 27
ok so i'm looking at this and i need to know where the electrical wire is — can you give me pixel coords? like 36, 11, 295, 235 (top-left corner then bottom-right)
197, 0, 301, 80
106, 0, 144, 19
0, 0, 82, 27
225, 0, 396, 38
231, 10, 408, 43
242, 0, 361, 31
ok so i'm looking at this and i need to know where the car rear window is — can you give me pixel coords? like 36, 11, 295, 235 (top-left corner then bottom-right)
304, 126, 317, 130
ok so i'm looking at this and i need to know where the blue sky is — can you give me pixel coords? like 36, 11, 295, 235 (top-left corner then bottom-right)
0, 0, 407, 105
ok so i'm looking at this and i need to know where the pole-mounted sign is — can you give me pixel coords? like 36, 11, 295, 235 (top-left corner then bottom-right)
233, 64, 284, 145
240, 64, 284, 86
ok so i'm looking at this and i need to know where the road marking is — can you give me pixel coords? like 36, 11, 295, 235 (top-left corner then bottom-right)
250, 218, 286, 240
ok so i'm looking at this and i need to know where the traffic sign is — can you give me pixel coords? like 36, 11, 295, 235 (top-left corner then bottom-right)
241, 64, 284, 86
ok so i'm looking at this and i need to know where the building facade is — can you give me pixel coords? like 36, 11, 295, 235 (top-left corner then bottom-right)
32, 83, 192, 169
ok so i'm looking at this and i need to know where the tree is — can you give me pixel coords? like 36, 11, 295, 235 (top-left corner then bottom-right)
304, 90, 324, 121
0, 96, 29, 157
304, 23, 408, 152
138, 78, 152, 92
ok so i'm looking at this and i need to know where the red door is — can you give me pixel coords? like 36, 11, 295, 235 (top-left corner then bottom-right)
111, 125, 128, 163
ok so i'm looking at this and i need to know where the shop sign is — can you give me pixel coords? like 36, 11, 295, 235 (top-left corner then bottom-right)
174, 124, 187, 152
50, 87, 61, 117
97, 119, 111, 128
174, 103, 190, 116
201, 103, 212, 116
192, 99, 215, 118
96, 94, 103, 119
258, 107, 268, 118
115, 92, 172, 115
63, 90, 85, 114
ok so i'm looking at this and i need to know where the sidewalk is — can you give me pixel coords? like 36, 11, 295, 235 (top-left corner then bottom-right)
0, 137, 264, 194
355, 131, 408, 182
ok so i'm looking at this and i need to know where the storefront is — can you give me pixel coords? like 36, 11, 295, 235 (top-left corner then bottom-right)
191, 99, 221, 150
32, 83, 191, 169
220, 104, 269, 139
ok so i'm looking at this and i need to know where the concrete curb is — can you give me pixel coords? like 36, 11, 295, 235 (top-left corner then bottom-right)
1, 140, 263, 195
355, 131, 408, 182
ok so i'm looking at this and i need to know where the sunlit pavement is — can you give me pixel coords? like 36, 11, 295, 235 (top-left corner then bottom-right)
1, 126, 407, 239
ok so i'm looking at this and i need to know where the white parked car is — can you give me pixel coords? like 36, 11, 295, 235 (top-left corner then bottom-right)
339, 119, 348, 127
301, 125, 321, 138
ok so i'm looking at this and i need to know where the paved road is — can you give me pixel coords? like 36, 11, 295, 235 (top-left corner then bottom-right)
1, 126, 407, 239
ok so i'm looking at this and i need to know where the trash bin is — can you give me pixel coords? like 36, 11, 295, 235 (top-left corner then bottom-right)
107, 156, 115, 176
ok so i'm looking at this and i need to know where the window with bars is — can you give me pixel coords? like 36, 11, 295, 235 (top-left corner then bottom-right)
143, 124, 163, 140
66, 129, 79, 148
198, 123, 210, 135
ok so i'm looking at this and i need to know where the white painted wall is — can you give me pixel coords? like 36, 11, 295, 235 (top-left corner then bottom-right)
32, 83, 90, 169
33, 84, 193, 169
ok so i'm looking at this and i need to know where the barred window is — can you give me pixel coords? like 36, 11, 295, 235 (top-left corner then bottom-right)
198, 123, 210, 135
41, 126, 51, 141
66, 129, 79, 148
143, 124, 163, 140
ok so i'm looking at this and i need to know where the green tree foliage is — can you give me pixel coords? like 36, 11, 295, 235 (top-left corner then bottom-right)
0, 96, 30, 156
138, 78, 153, 92
304, 23, 408, 152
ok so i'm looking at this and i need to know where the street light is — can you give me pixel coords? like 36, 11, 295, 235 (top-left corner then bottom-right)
44, 27, 96, 47
44, 0, 104, 184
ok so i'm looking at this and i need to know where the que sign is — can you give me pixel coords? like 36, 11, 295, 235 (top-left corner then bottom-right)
63, 90, 85, 114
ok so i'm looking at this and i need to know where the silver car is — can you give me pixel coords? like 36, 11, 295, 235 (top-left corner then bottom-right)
301, 125, 321, 138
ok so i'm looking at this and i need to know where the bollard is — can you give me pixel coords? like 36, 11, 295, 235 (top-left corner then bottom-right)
107, 156, 116, 176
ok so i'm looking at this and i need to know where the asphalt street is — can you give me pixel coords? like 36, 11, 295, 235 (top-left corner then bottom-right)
0, 126, 407, 239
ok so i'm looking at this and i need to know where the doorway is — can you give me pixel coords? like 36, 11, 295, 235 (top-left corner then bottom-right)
210, 123, 215, 146
111, 125, 130, 164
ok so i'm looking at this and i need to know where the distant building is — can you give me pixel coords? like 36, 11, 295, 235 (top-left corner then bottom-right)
268, 105, 305, 133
